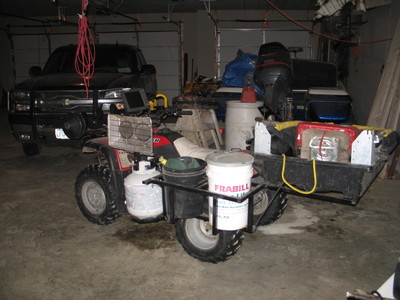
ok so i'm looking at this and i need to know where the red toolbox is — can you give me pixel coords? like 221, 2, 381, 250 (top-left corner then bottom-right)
296, 122, 361, 163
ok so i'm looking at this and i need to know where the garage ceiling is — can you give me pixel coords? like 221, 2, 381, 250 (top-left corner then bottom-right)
1, 0, 317, 18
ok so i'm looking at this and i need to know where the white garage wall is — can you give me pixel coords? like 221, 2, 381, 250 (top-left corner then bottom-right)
133, 31, 181, 100
13, 35, 49, 83
50, 33, 78, 50
13, 32, 80, 83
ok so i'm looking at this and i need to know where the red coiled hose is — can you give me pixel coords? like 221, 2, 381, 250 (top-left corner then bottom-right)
75, 0, 96, 99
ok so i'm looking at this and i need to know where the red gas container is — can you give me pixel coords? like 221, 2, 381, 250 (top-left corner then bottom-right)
240, 86, 257, 103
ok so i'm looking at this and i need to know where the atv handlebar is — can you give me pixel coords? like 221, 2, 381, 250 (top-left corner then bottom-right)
151, 107, 192, 128
175, 110, 193, 116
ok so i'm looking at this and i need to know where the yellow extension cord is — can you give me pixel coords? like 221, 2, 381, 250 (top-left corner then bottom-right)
281, 154, 318, 195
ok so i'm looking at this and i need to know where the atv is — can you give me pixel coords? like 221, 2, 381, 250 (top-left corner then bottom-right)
73, 91, 288, 263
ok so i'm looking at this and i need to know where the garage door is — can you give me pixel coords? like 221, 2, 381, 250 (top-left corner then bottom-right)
12, 33, 80, 83
218, 28, 311, 79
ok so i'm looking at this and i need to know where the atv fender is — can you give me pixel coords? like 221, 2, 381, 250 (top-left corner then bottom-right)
82, 137, 129, 214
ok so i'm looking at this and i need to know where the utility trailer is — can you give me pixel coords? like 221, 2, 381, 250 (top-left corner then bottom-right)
252, 120, 399, 206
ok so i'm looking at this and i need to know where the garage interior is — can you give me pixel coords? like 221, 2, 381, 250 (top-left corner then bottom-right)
0, 0, 400, 299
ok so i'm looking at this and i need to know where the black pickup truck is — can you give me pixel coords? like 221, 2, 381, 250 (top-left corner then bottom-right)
8, 44, 157, 156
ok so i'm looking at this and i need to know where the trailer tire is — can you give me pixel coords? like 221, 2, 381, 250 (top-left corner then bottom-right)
75, 164, 121, 225
175, 218, 244, 263
253, 189, 287, 226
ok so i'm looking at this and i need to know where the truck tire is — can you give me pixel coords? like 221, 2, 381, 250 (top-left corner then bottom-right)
22, 142, 40, 156
75, 164, 121, 225
174, 218, 244, 263
253, 188, 287, 226
0, 87, 6, 108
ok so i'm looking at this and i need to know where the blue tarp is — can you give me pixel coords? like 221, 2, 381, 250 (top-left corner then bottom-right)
221, 49, 257, 87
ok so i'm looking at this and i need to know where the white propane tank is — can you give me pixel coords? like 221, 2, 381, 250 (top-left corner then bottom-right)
124, 161, 163, 220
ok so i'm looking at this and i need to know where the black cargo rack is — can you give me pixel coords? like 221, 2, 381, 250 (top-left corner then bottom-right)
143, 175, 273, 235
144, 152, 387, 236
253, 153, 387, 206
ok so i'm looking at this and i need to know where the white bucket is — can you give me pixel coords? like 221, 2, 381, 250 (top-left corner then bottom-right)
206, 152, 254, 230
225, 101, 263, 151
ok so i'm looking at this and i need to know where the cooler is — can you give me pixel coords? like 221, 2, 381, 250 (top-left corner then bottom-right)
305, 88, 352, 122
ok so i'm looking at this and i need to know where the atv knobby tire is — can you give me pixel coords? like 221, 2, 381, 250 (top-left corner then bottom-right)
175, 218, 244, 263
253, 188, 287, 226
75, 164, 120, 225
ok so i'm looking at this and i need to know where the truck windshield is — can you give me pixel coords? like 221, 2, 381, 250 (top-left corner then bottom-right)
42, 46, 137, 74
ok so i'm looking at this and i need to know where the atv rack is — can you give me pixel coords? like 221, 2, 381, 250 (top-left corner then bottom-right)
143, 175, 272, 235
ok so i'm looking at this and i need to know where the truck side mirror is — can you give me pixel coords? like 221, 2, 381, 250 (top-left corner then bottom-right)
29, 66, 42, 77
141, 64, 156, 74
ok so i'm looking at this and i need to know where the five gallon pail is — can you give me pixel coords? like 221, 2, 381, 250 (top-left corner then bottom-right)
224, 101, 263, 151
162, 157, 207, 218
206, 152, 254, 230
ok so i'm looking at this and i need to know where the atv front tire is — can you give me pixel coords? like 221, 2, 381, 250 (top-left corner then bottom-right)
175, 218, 244, 263
75, 164, 121, 225
253, 188, 288, 226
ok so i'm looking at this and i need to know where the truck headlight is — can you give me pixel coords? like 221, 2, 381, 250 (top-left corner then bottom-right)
103, 88, 131, 99
13, 90, 31, 99
15, 103, 31, 112
104, 89, 123, 99
9, 90, 31, 112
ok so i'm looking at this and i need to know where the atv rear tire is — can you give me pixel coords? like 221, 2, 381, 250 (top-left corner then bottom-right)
174, 218, 244, 263
75, 164, 121, 225
22, 142, 40, 156
253, 188, 287, 226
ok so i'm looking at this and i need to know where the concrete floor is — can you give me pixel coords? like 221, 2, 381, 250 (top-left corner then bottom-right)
0, 107, 399, 300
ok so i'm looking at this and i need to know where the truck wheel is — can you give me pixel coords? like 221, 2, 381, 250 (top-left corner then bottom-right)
75, 164, 121, 225
174, 218, 244, 263
22, 142, 40, 156
253, 189, 287, 226
0, 87, 6, 108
